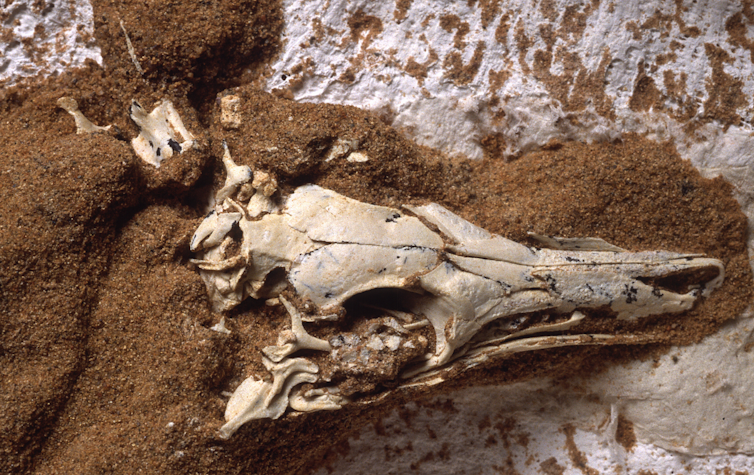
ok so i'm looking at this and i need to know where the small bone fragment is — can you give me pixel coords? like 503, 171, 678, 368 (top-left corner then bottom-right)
402, 320, 430, 330
215, 141, 253, 203
289, 387, 344, 412
119, 20, 144, 75
57, 97, 112, 134
220, 95, 242, 129
262, 296, 332, 362
366, 335, 385, 351
325, 138, 359, 162
219, 357, 320, 438
130, 100, 196, 167
365, 317, 409, 335
210, 317, 231, 335
346, 151, 369, 162
384, 335, 402, 351
252, 170, 277, 197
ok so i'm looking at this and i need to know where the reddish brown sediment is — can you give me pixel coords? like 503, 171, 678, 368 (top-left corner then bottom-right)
0, 1, 751, 474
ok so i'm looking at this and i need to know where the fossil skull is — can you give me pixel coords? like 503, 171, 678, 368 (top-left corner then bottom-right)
190, 146, 724, 438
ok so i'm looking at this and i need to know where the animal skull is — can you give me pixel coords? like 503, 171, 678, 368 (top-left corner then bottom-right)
190, 144, 724, 438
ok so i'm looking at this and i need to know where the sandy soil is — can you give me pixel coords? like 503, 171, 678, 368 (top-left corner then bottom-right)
0, 1, 751, 473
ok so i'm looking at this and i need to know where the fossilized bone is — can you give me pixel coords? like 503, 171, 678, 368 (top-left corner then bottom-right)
190, 145, 724, 438
57, 97, 112, 134
129, 100, 196, 167
57, 96, 196, 168
56, 97, 726, 438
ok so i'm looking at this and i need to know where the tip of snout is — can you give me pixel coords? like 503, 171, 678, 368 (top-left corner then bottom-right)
693, 257, 725, 297
653, 256, 725, 298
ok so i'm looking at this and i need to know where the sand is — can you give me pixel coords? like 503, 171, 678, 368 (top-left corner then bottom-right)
0, 1, 750, 473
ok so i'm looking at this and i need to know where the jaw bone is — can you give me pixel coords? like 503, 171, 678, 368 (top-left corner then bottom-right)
190, 146, 724, 436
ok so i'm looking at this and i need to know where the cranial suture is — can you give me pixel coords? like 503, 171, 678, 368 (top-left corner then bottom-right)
190, 145, 725, 439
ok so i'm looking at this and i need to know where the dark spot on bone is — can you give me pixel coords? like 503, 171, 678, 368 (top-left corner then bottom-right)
624, 284, 638, 303
156, 148, 160, 157
167, 138, 182, 153
149, 140, 154, 148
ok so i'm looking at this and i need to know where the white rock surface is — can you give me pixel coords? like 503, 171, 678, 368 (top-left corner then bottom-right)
5, 0, 754, 472
0, 0, 101, 85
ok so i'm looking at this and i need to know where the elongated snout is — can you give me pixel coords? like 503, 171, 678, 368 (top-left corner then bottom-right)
531, 252, 724, 320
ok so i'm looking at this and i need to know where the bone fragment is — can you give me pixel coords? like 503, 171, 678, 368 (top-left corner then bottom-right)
210, 317, 231, 335
215, 141, 253, 204
262, 296, 332, 362
325, 138, 359, 162
129, 100, 195, 167
219, 357, 320, 438
119, 20, 144, 75
57, 97, 112, 134
220, 95, 242, 129
289, 387, 344, 412
190, 211, 242, 251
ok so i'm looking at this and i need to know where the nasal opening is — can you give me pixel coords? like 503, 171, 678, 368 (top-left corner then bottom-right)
637, 264, 722, 295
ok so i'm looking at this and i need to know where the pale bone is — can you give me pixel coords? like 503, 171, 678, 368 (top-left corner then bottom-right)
219, 356, 321, 438
129, 100, 196, 167
262, 296, 332, 362
191, 146, 725, 433
57, 97, 112, 134
220, 95, 242, 129
215, 141, 253, 204
400, 332, 646, 389
210, 317, 231, 335
325, 138, 359, 162
119, 20, 144, 75
289, 387, 344, 413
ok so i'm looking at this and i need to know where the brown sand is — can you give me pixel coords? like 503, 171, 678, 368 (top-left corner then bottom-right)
1, 1, 751, 474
